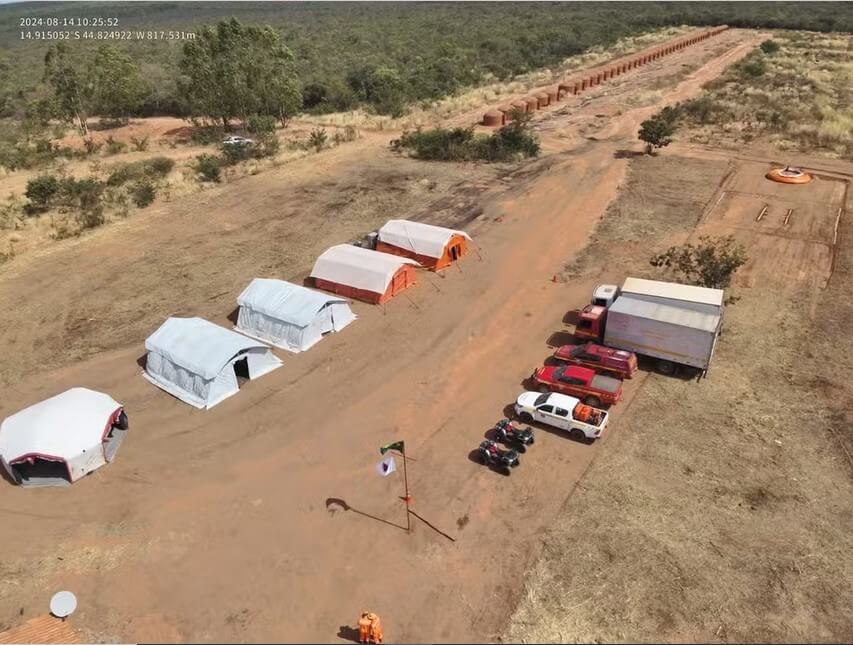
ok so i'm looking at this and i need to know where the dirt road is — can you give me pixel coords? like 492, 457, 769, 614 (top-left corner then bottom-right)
0, 29, 765, 642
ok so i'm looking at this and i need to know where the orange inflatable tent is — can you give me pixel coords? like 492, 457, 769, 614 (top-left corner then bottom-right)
310, 244, 419, 305
376, 220, 472, 271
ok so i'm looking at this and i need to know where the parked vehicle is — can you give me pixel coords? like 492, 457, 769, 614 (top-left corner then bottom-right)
533, 364, 622, 407
574, 278, 724, 375
493, 418, 534, 452
514, 391, 608, 441
553, 342, 638, 379
222, 135, 254, 146
477, 440, 520, 473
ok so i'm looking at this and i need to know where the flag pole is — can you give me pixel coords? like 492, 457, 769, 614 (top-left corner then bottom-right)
402, 446, 411, 533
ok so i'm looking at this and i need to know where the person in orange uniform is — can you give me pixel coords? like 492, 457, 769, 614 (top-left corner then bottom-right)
367, 612, 383, 644
358, 612, 372, 644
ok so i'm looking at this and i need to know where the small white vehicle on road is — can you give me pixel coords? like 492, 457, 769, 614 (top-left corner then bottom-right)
514, 391, 608, 441
222, 135, 254, 146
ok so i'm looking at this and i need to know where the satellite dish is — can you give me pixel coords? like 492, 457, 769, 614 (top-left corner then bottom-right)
49, 591, 77, 619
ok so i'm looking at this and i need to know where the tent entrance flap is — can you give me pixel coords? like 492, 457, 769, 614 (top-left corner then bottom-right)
233, 356, 250, 381
11, 456, 71, 487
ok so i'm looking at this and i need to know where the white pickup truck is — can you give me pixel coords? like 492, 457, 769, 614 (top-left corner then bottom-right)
514, 391, 609, 441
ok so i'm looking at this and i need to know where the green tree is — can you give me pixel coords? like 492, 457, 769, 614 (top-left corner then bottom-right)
88, 45, 147, 122
179, 18, 301, 128
25, 174, 60, 212
638, 112, 677, 154
650, 235, 747, 289
43, 44, 89, 137
347, 65, 405, 117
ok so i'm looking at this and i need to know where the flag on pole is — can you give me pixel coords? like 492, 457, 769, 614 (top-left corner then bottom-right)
376, 456, 397, 477
379, 440, 405, 455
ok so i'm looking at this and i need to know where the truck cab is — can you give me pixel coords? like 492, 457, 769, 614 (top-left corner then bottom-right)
575, 304, 606, 341
591, 284, 619, 307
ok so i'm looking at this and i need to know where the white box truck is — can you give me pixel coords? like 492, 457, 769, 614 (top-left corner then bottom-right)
575, 277, 724, 375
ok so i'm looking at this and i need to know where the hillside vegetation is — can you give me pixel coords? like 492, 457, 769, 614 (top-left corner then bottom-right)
673, 31, 853, 158
1, 1, 851, 121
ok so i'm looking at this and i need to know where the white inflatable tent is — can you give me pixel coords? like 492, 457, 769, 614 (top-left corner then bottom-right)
0, 388, 127, 487
143, 317, 282, 409
236, 278, 356, 353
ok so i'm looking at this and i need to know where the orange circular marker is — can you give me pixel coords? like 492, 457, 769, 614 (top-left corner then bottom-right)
766, 167, 812, 184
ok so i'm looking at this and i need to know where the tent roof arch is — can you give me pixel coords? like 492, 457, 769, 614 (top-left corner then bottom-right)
378, 220, 471, 259
310, 244, 419, 294
144, 317, 272, 380
237, 278, 348, 328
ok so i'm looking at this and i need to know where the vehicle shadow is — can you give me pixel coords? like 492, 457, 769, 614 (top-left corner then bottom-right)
467, 449, 511, 477
563, 310, 580, 326
546, 330, 576, 348
636, 356, 701, 381
136, 353, 147, 370
518, 375, 541, 391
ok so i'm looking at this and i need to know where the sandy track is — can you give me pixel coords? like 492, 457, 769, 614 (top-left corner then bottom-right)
0, 29, 765, 643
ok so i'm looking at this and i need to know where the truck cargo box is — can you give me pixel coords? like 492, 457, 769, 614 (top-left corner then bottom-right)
603, 295, 720, 370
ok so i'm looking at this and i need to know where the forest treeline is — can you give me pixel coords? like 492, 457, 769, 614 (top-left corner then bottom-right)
0, 1, 851, 123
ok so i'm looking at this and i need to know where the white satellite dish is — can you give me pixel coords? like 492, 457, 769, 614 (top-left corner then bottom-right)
49, 591, 77, 619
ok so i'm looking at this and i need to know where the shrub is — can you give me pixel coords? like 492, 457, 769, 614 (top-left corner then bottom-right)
740, 58, 767, 78
255, 137, 280, 157
76, 205, 105, 230
309, 127, 329, 151
105, 136, 127, 155
194, 154, 221, 182
130, 136, 149, 152
391, 110, 539, 162
144, 156, 174, 177
83, 139, 103, 156
107, 156, 175, 186
650, 235, 748, 289
25, 174, 60, 212
106, 165, 133, 187
760, 40, 781, 54
221, 142, 253, 165
246, 114, 277, 136
130, 180, 157, 208
190, 126, 225, 145
61, 177, 104, 212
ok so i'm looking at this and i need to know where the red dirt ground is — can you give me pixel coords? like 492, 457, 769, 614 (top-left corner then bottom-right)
0, 29, 768, 643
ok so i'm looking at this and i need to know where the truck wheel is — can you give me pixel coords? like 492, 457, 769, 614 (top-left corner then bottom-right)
516, 444, 526, 453
583, 395, 601, 407
570, 429, 586, 443
519, 412, 533, 424
656, 359, 676, 375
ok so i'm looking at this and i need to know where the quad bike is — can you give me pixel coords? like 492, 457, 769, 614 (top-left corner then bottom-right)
478, 440, 520, 474
494, 418, 534, 452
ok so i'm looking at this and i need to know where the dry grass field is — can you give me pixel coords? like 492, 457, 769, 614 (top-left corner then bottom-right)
505, 153, 853, 643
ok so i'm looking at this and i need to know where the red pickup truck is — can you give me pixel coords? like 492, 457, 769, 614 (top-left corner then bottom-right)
553, 342, 638, 379
533, 365, 623, 407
